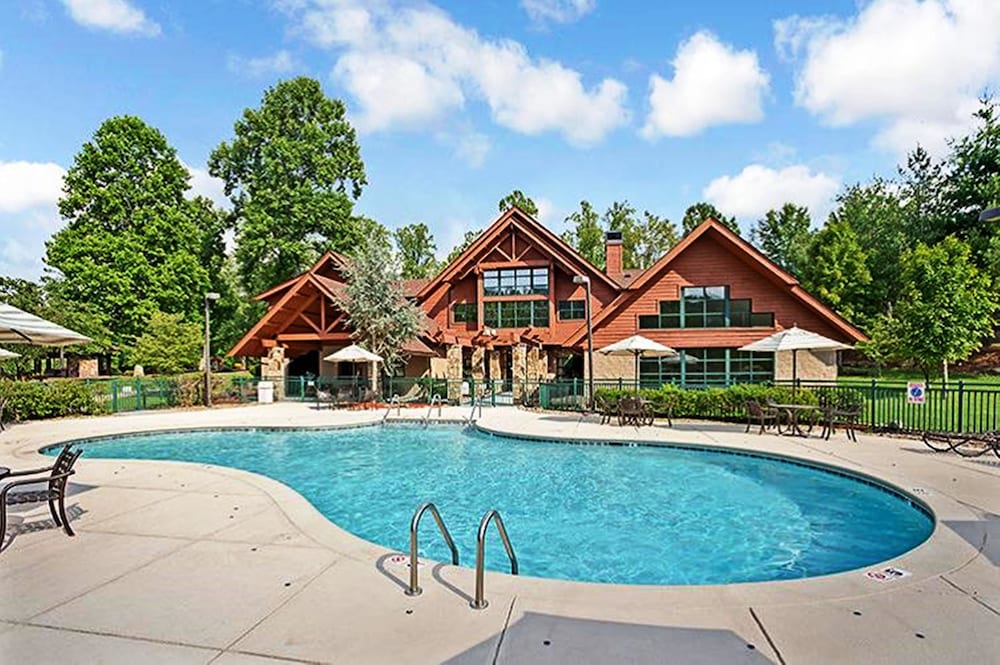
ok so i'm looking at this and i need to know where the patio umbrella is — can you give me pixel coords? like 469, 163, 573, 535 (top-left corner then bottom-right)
597, 334, 680, 389
739, 326, 853, 384
0, 347, 20, 359
324, 344, 383, 393
0, 303, 92, 346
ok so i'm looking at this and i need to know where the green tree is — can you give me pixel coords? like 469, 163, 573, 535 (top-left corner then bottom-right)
445, 229, 483, 265
832, 181, 910, 321
799, 219, 872, 325
940, 98, 1000, 249
334, 241, 424, 379
562, 200, 605, 268
394, 222, 439, 279
634, 211, 680, 268
133, 311, 203, 374
351, 215, 392, 256
681, 202, 739, 236
750, 204, 812, 277
498, 190, 538, 217
45, 116, 214, 359
603, 200, 641, 269
209, 77, 367, 296
871, 237, 997, 382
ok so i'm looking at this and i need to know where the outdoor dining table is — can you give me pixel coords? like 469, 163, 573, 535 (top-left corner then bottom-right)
772, 404, 823, 437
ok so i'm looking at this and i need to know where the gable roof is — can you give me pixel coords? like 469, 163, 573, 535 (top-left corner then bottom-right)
252, 251, 352, 302
416, 206, 620, 301
564, 218, 866, 346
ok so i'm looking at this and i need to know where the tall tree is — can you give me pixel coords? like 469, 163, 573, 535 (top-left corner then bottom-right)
941, 98, 1000, 248
352, 215, 392, 256
498, 190, 538, 217
871, 237, 997, 382
750, 204, 812, 278
394, 222, 439, 279
832, 181, 910, 322
681, 202, 739, 236
603, 200, 642, 269
45, 116, 214, 357
334, 241, 424, 379
209, 77, 367, 296
562, 200, 605, 268
798, 219, 872, 326
446, 229, 484, 264
133, 312, 203, 374
633, 211, 679, 268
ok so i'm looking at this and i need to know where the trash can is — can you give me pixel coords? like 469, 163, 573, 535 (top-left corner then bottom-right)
257, 380, 274, 404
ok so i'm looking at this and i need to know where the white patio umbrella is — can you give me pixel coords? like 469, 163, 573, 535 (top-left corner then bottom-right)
324, 344, 383, 393
597, 334, 680, 389
739, 326, 853, 384
0, 303, 92, 346
0, 347, 20, 359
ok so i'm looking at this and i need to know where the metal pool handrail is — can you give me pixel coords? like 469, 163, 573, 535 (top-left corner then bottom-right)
470, 509, 518, 610
405, 502, 459, 596
383, 395, 401, 423
424, 394, 443, 425
467, 394, 483, 425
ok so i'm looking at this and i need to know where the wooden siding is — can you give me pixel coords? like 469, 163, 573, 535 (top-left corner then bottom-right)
591, 232, 855, 349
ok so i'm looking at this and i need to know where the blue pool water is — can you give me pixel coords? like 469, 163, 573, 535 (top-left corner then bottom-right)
61, 425, 933, 585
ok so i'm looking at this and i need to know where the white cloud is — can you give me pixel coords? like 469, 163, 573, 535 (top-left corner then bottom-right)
0, 161, 66, 213
776, 0, 1000, 155
453, 131, 491, 168
521, 0, 596, 25
703, 164, 840, 221
61, 0, 160, 37
641, 31, 769, 139
534, 196, 562, 226
227, 50, 296, 78
183, 162, 230, 209
283, 1, 629, 145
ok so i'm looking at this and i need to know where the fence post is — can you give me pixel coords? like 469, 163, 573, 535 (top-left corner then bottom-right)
869, 379, 877, 431
956, 380, 965, 433
111, 379, 118, 412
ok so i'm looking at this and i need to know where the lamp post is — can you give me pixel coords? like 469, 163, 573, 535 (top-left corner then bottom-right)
572, 275, 594, 411
203, 292, 221, 407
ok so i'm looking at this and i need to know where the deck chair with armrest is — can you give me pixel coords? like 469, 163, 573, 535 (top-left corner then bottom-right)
1, 444, 83, 544
922, 430, 1000, 458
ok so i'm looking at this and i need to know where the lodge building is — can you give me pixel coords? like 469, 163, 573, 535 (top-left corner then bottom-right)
228, 208, 866, 395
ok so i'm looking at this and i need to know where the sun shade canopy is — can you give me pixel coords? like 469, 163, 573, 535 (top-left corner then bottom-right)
0, 303, 92, 347
323, 344, 383, 363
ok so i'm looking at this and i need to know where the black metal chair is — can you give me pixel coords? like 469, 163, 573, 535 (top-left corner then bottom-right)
1, 444, 83, 544
822, 406, 861, 442
745, 400, 778, 434
922, 430, 1000, 457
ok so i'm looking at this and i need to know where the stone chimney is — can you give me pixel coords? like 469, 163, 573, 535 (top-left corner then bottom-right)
604, 230, 623, 276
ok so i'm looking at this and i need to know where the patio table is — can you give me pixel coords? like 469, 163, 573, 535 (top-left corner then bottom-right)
772, 404, 822, 437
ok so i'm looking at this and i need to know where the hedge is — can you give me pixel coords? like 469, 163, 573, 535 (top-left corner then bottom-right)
594, 383, 821, 420
0, 379, 109, 421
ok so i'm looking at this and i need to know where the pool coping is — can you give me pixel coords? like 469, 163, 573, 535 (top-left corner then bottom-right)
12, 409, 987, 610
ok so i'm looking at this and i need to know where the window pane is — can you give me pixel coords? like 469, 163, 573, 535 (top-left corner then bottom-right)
638, 314, 659, 329
730, 299, 750, 314
705, 286, 726, 300
750, 312, 774, 327
660, 301, 680, 315
483, 302, 499, 327
533, 301, 549, 327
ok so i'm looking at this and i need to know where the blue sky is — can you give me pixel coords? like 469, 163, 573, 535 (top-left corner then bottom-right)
2, 0, 999, 281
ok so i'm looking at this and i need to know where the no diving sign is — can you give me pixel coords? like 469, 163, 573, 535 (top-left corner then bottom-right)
907, 382, 925, 405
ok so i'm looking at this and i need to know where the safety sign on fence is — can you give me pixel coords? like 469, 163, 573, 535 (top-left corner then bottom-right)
907, 382, 925, 404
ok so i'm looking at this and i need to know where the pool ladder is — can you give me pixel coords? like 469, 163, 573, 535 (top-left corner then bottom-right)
382, 395, 402, 423
422, 395, 444, 425
466, 394, 483, 426
405, 502, 518, 610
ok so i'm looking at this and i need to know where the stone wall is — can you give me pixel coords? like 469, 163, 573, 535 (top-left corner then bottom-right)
774, 349, 837, 381
261, 346, 289, 400
445, 344, 463, 401
587, 352, 635, 381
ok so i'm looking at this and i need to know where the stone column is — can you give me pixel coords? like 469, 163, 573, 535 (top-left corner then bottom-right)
512, 344, 527, 400
488, 350, 501, 390
261, 346, 288, 400
446, 344, 462, 402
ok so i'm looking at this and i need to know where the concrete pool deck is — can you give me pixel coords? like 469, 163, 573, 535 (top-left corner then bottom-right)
0, 402, 996, 664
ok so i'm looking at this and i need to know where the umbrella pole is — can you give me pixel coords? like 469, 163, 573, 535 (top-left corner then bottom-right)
635, 352, 639, 392
792, 349, 798, 395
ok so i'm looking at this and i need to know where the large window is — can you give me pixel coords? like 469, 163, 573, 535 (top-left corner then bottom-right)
483, 267, 549, 296
557, 300, 586, 320
638, 286, 774, 329
452, 302, 476, 324
639, 348, 774, 387
483, 300, 549, 328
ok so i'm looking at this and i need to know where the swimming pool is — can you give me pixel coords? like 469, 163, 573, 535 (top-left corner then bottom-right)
61, 425, 933, 585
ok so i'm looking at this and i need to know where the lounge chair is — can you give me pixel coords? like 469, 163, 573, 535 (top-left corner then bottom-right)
745, 400, 778, 435
922, 431, 1000, 458
1, 444, 83, 545
396, 382, 424, 404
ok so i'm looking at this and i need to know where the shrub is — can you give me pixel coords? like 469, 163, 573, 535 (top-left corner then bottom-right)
593, 383, 821, 420
0, 379, 108, 421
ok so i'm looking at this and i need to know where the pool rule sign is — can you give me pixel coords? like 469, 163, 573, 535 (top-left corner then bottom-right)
907, 382, 925, 405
